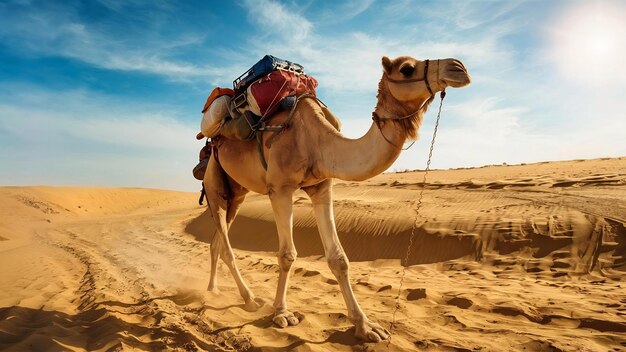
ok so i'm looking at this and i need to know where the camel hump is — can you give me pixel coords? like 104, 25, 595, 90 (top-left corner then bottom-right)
320, 104, 341, 132
299, 96, 341, 132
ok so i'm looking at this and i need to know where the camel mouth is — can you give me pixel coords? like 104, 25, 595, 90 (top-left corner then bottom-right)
441, 60, 471, 88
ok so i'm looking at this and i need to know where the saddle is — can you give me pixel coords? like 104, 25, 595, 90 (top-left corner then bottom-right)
194, 55, 341, 177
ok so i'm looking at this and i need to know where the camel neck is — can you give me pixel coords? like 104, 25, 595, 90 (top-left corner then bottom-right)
322, 118, 404, 181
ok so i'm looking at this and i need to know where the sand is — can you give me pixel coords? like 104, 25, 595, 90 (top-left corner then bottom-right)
1, 157, 625, 351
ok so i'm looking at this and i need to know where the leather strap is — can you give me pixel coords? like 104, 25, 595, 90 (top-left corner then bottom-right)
385, 59, 433, 97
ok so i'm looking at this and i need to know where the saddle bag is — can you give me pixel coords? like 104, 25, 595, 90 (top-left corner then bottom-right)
198, 55, 318, 144
220, 111, 261, 141
200, 87, 234, 138
231, 55, 312, 118
246, 69, 317, 117
233, 55, 304, 92
193, 159, 208, 181
192, 141, 211, 180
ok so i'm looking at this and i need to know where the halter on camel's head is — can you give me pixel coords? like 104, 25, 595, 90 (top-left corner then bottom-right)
373, 56, 471, 146
385, 58, 435, 97
380, 56, 470, 108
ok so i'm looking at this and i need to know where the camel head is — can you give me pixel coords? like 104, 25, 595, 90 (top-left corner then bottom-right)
376, 56, 470, 140
381, 56, 470, 103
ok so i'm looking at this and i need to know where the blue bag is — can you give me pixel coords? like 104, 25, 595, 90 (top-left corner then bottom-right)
233, 55, 304, 92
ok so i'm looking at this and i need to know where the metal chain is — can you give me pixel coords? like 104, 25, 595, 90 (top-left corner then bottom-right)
387, 90, 446, 348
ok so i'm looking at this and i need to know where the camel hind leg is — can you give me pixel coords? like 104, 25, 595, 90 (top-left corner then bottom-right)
204, 155, 256, 309
207, 166, 248, 293
207, 177, 248, 293
208, 230, 220, 292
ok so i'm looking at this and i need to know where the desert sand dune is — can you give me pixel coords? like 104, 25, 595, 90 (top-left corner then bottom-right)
1, 158, 625, 351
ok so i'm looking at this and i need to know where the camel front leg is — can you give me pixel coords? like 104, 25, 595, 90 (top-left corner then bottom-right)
268, 186, 301, 327
304, 179, 389, 342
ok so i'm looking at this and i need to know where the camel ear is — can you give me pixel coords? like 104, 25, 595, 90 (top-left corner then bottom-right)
382, 56, 392, 74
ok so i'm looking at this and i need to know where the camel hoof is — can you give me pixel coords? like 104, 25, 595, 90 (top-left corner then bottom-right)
355, 320, 390, 342
207, 285, 220, 294
272, 310, 302, 328
243, 297, 263, 312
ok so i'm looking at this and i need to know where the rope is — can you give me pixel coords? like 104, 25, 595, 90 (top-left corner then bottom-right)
387, 90, 446, 348
261, 78, 289, 120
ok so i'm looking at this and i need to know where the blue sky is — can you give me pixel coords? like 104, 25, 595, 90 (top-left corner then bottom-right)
1, 0, 624, 191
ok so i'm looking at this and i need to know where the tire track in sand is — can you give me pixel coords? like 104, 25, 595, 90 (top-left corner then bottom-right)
6, 210, 235, 351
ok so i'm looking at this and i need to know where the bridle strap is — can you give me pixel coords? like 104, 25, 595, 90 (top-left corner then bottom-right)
372, 87, 446, 151
424, 60, 434, 97
385, 59, 434, 97
375, 59, 440, 150
372, 112, 398, 147
372, 112, 417, 150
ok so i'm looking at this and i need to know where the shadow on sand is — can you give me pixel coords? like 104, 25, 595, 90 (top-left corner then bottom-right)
184, 208, 480, 265
0, 304, 217, 351
0, 304, 366, 351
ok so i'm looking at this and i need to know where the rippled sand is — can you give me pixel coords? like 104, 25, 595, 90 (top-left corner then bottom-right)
1, 157, 625, 351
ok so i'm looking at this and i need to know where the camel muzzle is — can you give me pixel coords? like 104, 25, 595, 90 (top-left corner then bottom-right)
441, 59, 471, 88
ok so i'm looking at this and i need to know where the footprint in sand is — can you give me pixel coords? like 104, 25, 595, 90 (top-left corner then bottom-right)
446, 297, 473, 309
406, 288, 426, 301
377, 285, 392, 293
302, 270, 320, 277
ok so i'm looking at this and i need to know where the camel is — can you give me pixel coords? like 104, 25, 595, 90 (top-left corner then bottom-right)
203, 55, 470, 342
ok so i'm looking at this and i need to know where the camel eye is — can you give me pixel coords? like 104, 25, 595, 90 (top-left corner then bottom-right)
399, 65, 415, 77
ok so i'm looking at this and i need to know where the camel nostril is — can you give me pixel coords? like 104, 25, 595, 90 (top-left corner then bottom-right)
447, 62, 466, 73
448, 60, 467, 73
399, 65, 415, 77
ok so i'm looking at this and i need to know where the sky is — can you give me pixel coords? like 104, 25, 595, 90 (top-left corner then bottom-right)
0, 0, 624, 191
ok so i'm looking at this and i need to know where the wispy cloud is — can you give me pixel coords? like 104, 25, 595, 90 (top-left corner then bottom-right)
239, 0, 518, 97
0, 1, 218, 80
0, 84, 200, 190
389, 94, 626, 171
381, 0, 525, 31
242, 0, 312, 44
316, 0, 375, 23
452, 1, 525, 30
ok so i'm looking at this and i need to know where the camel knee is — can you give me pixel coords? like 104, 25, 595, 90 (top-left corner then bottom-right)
327, 253, 349, 276
278, 250, 297, 272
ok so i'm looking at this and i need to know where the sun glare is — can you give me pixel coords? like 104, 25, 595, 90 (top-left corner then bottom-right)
547, 1, 626, 84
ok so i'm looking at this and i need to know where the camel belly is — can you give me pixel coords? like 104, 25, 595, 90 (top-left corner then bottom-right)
217, 139, 269, 194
